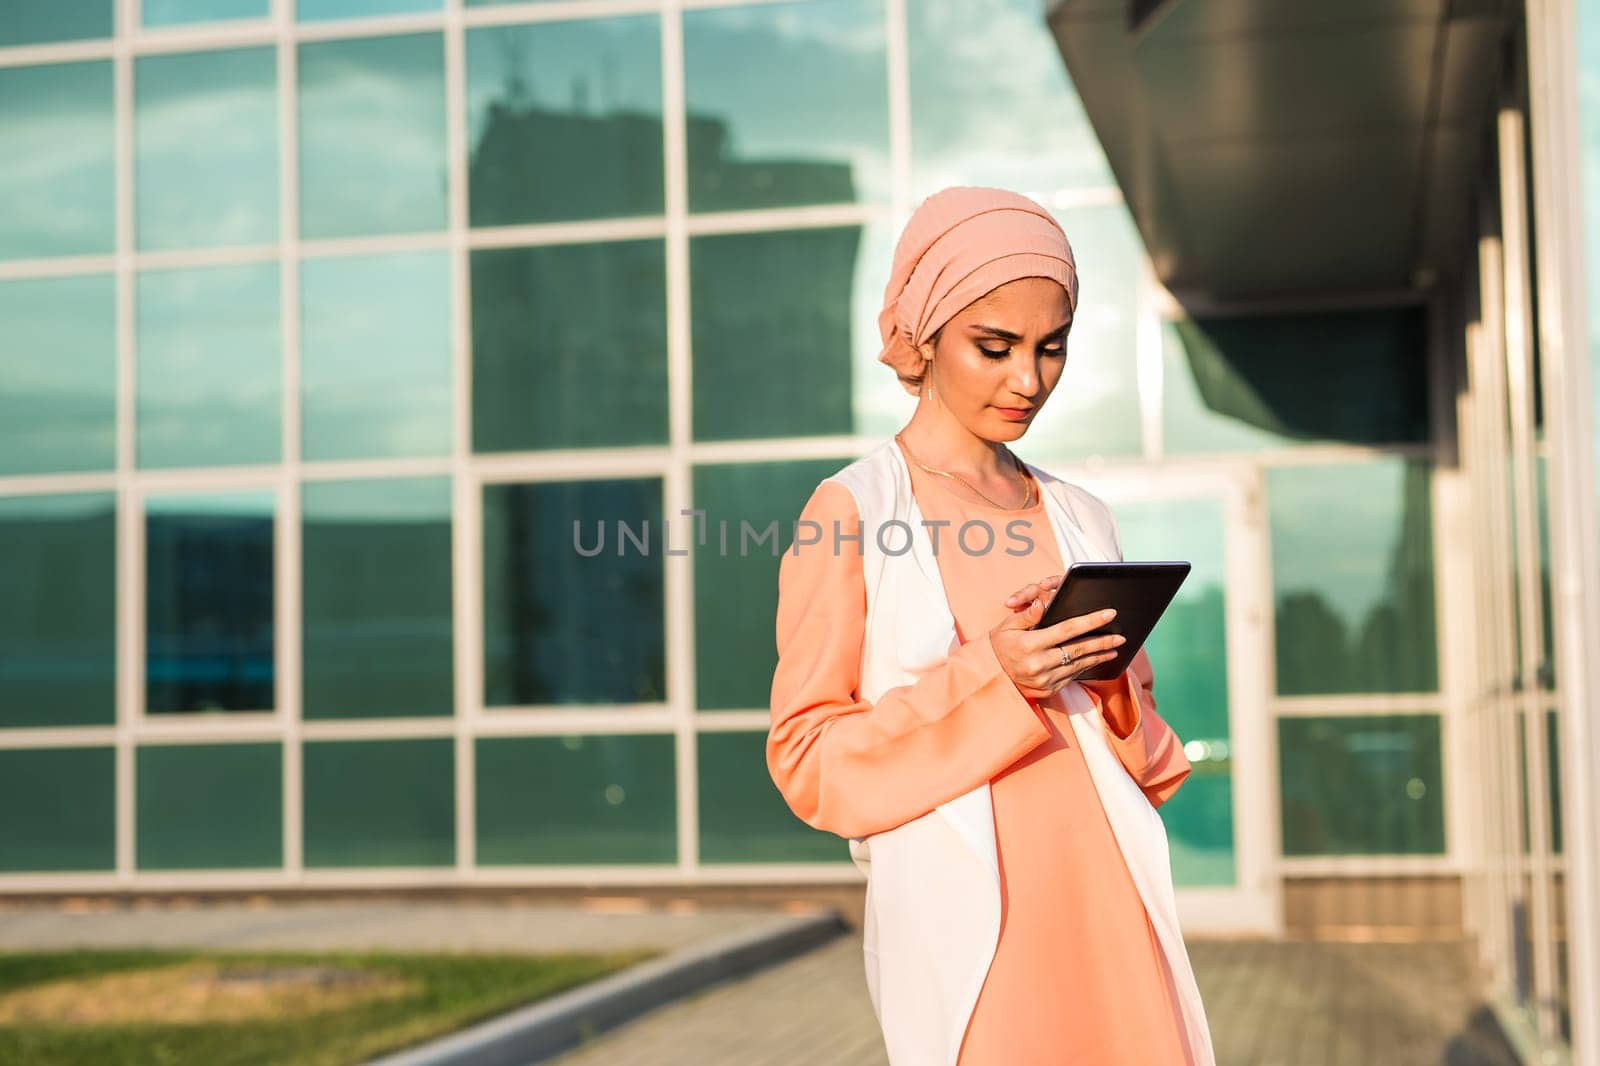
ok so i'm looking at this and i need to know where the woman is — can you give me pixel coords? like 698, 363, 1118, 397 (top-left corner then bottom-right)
766, 186, 1215, 1065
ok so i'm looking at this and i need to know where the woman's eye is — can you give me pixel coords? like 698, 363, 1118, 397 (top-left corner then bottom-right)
978, 342, 1064, 358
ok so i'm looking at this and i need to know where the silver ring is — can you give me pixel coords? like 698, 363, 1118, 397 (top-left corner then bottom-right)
1060, 645, 1071, 667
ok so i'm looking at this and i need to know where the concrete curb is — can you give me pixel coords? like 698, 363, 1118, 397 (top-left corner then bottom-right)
359, 909, 850, 1066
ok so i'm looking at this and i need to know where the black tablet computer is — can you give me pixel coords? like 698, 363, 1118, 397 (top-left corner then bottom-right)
1030, 561, 1191, 680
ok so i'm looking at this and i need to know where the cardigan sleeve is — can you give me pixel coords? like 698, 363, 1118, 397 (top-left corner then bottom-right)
767, 479, 1051, 840
1078, 646, 1192, 809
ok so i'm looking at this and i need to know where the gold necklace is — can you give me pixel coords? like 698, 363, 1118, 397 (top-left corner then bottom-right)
895, 431, 1035, 511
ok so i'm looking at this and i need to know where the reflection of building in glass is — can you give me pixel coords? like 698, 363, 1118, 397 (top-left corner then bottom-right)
468, 86, 861, 446
684, 114, 855, 210
1272, 460, 1437, 697
146, 509, 274, 714
468, 86, 856, 218
301, 508, 454, 720
484, 481, 667, 708
469, 93, 667, 226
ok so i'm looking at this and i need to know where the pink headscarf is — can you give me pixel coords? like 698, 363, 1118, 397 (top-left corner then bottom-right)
877, 186, 1079, 396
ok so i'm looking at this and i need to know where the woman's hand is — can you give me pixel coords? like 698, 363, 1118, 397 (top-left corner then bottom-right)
989, 575, 1124, 700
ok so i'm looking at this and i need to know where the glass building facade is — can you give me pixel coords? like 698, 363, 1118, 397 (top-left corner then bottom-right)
0, 3, 1454, 890
5, 2, 1600, 1058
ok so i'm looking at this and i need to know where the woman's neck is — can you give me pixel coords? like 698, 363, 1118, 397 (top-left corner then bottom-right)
897, 409, 1016, 480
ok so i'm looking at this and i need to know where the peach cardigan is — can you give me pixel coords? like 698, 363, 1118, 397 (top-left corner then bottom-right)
767, 437, 1216, 1066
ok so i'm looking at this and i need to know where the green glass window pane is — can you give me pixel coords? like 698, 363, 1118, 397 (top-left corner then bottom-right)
0, 747, 115, 871
136, 743, 282, 869
1, 2, 113, 46
1268, 460, 1438, 695
135, 48, 277, 251
299, 0, 439, 20
698, 731, 845, 863
301, 251, 451, 460
0, 275, 115, 475
143, 0, 267, 26
146, 491, 275, 714
302, 477, 453, 719
694, 458, 843, 711
1164, 307, 1430, 453
907, 0, 1112, 197
303, 738, 454, 867
466, 17, 664, 226
1278, 715, 1444, 855
1024, 203, 1142, 462
690, 227, 859, 442
298, 33, 447, 239
471, 240, 667, 451
476, 734, 676, 864
1116, 496, 1234, 886
0, 493, 115, 728
0, 62, 114, 259
683, 0, 889, 212
136, 263, 281, 469
483, 478, 665, 706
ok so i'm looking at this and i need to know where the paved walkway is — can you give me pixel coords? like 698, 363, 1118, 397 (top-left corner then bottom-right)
0, 898, 792, 955
553, 933, 882, 1066
0, 900, 1521, 1065
553, 934, 1521, 1066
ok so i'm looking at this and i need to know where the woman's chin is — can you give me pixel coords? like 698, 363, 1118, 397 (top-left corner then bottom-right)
987, 415, 1032, 437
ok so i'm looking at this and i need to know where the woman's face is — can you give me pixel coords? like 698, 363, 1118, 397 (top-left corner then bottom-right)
920, 275, 1072, 440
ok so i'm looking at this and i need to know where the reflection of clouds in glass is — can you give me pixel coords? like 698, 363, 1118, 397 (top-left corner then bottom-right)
136, 48, 277, 250
298, 0, 439, 20
850, 219, 908, 435
299, 34, 447, 238
1581, 63, 1600, 342
142, 0, 267, 27
304, 477, 450, 524
146, 489, 275, 518
0, 492, 111, 521
136, 263, 281, 467
0, 275, 116, 475
466, 16, 662, 145
1584, 24, 1600, 447
907, 0, 1111, 199
696, 1, 885, 54
1268, 461, 1414, 632
684, 0, 890, 205
1026, 203, 1143, 459
1161, 320, 1289, 455
0, 62, 115, 259
300, 251, 452, 460
1120, 498, 1225, 588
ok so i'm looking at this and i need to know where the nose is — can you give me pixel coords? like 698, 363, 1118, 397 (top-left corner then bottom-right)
1009, 352, 1040, 396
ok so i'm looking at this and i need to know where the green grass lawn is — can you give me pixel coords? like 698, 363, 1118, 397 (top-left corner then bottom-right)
0, 946, 657, 1066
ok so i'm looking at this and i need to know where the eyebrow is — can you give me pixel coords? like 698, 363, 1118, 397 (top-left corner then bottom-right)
967, 321, 1072, 342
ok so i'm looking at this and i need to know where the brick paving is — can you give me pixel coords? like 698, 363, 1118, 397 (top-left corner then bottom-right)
552, 934, 1521, 1066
